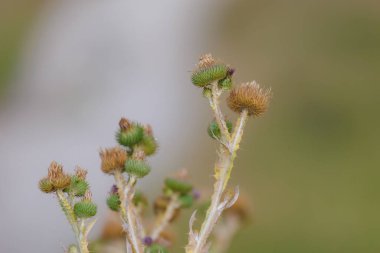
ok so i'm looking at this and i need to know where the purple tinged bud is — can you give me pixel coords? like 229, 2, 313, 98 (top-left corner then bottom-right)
227, 68, 235, 76
110, 185, 118, 194
192, 189, 201, 200
143, 236, 153, 246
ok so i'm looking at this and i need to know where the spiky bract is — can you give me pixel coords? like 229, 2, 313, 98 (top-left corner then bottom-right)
227, 81, 271, 116
107, 194, 121, 211
116, 124, 144, 147
207, 120, 233, 139
124, 159, 151, 178
39, 177, 54, 193
218, 76, 233, 90
74, 201, 97, 218
191, 64, 229, 87
70, 176, 89, 196
164, 178, 193, 194
139, 134, 158, 156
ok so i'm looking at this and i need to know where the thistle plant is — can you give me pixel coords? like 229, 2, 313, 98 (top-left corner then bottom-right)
38, 54, 271, 253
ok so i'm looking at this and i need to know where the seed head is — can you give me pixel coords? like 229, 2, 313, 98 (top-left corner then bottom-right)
99, 147, 127, 174
227, 81, 271, 117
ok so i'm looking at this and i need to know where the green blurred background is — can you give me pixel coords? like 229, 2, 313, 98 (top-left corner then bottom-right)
1, 0, 379, 252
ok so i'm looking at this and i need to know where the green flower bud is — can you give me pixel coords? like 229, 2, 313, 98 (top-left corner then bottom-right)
74, 201, 97, 218
124, 159, 151, 178
202, 87, 212, 98
191, 64, 229, 87
70, 176, 89, 197
207, 120, 233, 139
164, 178, 192, 194
145, 244, 168, 253
179, 194, 193, 208
116, 124, 144, 147
106, 194, 121, 212
218, 77, 233, 90
39, 178, 54, 193
140, 135, 158, 156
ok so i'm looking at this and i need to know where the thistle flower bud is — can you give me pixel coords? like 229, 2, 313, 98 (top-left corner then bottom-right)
116, 120, 144, 147
207, 120, 233, 140
191, 64, 229, 87
50, 174, 71, 190
178, 194, 193, 208
202, 87, 212, 98
124, 159, 151, 178
227, 81, 271, 117
74, 200, 97, 218
140, 134, 158, 156
146, 244, 168, 253
106, 194, 121, 211
164, 178, 193, 194
70, 176, 89, 197
218, 76, 233, 90
47, 161, 64, 180
39, 177, 54, 193
99, 147, 127, 174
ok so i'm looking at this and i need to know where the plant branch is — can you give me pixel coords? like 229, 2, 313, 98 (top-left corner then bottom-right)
114, 171, 144, 253
187, 106, 248, 253
150, 194, 180, 241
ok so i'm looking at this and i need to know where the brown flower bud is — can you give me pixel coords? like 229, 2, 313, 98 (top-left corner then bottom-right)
227, 81, 271, 117
75, 166, 88, 180
119, 118, 131, 131
99, 147, 127, 174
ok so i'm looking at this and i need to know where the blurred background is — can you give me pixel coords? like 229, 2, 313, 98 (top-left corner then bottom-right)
1, 0, 379, 252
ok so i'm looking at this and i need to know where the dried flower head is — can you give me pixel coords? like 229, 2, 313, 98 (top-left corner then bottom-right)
39, 177, 54, 193
47, 161, 71, 189
119, 117, 132, 131
83, 190, 92, 201
99, 147, 127, 174
48, 161, 64, 180
197, 54, 216, 69
227, 81, 271, 116
75, 166, 87, 180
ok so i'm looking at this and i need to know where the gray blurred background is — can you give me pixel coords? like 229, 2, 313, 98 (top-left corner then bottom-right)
0, 0, 379, 252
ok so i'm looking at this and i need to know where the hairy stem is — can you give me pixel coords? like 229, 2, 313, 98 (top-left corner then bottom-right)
189, 109, 248, 253
114, 171, 144, 253
150, 194, 180, 241
56, 190, 89, 253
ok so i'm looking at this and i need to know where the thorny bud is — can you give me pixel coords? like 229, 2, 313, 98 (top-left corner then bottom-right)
119, 117, 132, 131
124, 159, 151, 178
116, 119, 144, 147
107, 194, 121, 212
47, 161, 71, 190
70, 176, 89, 197
227, 81, 271, 117
39, 177, 54, 193
99, 147, 127, 174
74, 200, 97, 218
191, 54, 230, 87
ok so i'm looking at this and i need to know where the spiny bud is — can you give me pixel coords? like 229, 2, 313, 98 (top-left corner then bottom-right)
227, 81, 271, 117
145, 244, 169, 253
164, 178, 193, 194
75, 166, 87, 180
99, 147, 127, 174
74, 200, 97, 218
106, 194, 121, 211
202, 87, 212, 98
140, 134, 158, 156
124, 159, 151, 178
70, 176, 89, 197
191, 64, 229, 87
116, 119, 144, 147
207, 120, 233, 140
39, 177, 54, 193
178, 194, 193, 208
218, 76, 233, 90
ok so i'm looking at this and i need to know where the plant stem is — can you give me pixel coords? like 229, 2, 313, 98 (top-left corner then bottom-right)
188, 109, 248, 253
114, 171, 144, 253
150, 194, 180, 241
56, 190, 89, 253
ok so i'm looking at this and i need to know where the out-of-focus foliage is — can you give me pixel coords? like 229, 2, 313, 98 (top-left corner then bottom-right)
0, 0, 43, 99
211, 0, 380, 252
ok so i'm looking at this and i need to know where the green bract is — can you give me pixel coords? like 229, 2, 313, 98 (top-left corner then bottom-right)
218, 76, 233, 90
74, 201, 97, 218
124, 159, 151, 178
140, 135, 158, 156
107, 194, 121, 211
145, 244, 168, 253
179, 194, 193, 208
70, 176, 89, 197
116, 124, 144, 147
207, 120, 233, 139
191, 64, 228, 87
164, 178, 192, 194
